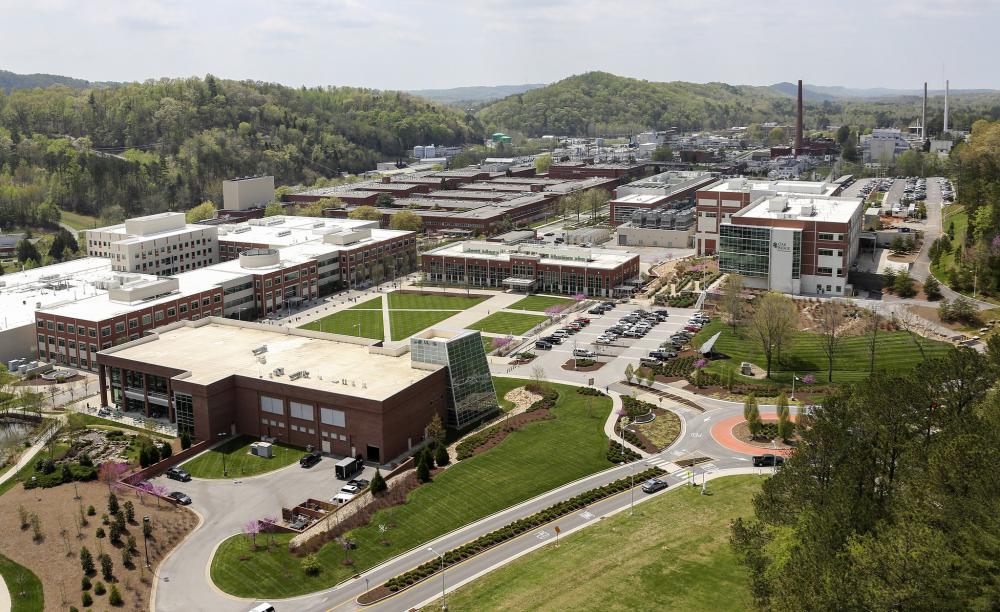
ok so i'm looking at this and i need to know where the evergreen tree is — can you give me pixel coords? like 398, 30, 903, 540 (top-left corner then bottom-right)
370, 468, 387, 494
435, 442, 450, 467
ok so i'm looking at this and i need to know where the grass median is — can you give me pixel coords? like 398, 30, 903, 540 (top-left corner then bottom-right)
424, 476, 759, 612
180, 435, 302, 479
209, 378, 613, 599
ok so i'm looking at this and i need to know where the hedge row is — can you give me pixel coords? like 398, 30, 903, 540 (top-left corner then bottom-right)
575, 387, 606, 397
606, 440, 641, 463
621, 395, 655, 419
383, 466, 665, 592
455, 387, 559, 460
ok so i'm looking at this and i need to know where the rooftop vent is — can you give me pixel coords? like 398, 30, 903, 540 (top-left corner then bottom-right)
252, 345, 268, 356
273, 367, 284, 377
289, 370, 309, 381
234, 226, 252, 234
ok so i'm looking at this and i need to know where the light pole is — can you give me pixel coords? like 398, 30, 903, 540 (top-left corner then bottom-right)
217, 432, 228, 477
629, 459, 635, 515
427, 546, 447, 610
142, 516, 151, 568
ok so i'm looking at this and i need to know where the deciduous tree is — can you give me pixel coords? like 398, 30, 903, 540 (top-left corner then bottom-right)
747, 292, 797, 378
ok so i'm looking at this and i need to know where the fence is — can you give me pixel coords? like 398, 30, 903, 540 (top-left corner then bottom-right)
121, 440, 211, 485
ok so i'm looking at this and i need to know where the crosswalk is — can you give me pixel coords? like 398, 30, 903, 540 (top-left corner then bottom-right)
646, 456, 681, 474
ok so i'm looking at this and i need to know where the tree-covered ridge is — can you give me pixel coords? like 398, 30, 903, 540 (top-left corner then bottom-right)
477, 71, 1000, 137
0, 75, 480, 220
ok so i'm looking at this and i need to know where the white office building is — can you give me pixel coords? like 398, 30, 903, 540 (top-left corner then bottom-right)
86, 212, 219, 275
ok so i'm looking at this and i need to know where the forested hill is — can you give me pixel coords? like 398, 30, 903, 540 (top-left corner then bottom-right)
476, 71, 787, 136
0, 69, 104, 93
476, 71, 1000, 137
0, 75, 480, 224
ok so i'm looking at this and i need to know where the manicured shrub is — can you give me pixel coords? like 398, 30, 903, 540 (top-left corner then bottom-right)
109, 584, 123, 606
81, 575, 92, 591
94, 581, 106, 595
82, 592, 93, 607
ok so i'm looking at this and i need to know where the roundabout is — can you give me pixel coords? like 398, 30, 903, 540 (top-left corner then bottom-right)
709, 413, 794, 456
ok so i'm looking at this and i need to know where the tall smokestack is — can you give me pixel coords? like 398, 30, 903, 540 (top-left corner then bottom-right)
795, 79, 804, 156
944, 80, 949, 134
922, 82, 928, 140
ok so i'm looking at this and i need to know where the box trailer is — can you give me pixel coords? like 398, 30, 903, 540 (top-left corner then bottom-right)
334, 456, 363, 480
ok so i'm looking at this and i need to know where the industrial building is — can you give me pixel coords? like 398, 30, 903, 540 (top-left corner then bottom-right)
222, 176, 275, 213
421, 241, 640, 296
616, 207, 695, 248
609, 170, 717, 225
95, 319, 498, 460
695, 178, 843, 255
717, 195, 863, 296
862, 129, 913, 165
86, 212, 219, 275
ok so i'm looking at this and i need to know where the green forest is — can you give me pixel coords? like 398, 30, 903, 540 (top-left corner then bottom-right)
0, 75, 480, 226
477, 71, 1000, 137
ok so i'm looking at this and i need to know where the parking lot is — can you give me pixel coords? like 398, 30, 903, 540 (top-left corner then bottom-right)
520, 302, 704, 386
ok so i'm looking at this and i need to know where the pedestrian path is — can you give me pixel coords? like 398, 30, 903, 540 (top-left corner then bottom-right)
645, 456, 681, 473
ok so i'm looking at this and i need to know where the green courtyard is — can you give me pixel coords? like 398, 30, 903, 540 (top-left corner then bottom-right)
389, 310, 461, 340
180, 435, 303, 479
387, 291, 489, 310
508, 295, 575, 312
298, 308, 384, 339
693, 320, 951, 386
425, 476, 758, 612
468, 311, 549, 336
209, 378, 614, 598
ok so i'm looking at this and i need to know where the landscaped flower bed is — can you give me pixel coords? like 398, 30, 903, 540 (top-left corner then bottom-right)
375, 466, 666, 599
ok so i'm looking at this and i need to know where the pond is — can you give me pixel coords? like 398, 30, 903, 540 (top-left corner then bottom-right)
0, 418, 35, 456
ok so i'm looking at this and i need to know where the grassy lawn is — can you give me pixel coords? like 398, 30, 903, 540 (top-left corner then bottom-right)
180, 435, 302, 479
931, 209, 967, 279
693, 320, 951, 385
509, 295, 575, 312
299, 309, 384, 339
210, 378, 613, 598
389, 310, 460, 340
423, 476, 757, 612
491, 377, 524, 412
387, 291, 489, 310
349, 296, 384, 310
468, 312, 548, 336
59, 209, 99, 231
0, 553, 44, 611
634, 410, 681, 450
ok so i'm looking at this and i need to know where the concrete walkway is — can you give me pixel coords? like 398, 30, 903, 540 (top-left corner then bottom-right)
0, 569, 9, 612
0, 417, 63, 488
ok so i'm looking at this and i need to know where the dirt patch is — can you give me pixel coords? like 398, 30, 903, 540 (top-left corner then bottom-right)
503, 386, 543, 413
0, 480, 198, 612
732, 421, 798, 450
560, 359, 605, 372
907, 304, 972, 331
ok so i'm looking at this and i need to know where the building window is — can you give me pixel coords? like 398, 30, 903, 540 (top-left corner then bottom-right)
129, 318, 138, 329
89, 327, 97, 338
320, 407, 346, 427
260, 395, 284, 415
142, 314, 152, 325
289, 401, 313, 421
180, 304, 188, 314
817, 232, 835, 241
818, 248, 834, 257
101, 326, 111, 337
167, 307, 176, 317
68, 324, 76, 334
155, 310, 164, 321
817, 267, 833, 275
174, 393, 195, 436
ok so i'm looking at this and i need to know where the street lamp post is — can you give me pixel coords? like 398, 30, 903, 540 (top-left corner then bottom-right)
142, 516, 151, 568
427, 546, 447, 610
217, 432, 228, 477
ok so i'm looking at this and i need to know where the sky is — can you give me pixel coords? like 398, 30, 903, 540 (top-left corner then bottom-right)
1, 0, 996, 91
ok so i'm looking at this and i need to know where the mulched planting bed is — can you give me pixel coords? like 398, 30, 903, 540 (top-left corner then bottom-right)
732, 421, 798, 450
561, 359, 605, 372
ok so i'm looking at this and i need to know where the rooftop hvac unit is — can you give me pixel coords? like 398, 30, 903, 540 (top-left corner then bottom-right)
289, 370, 309, 381
265, 218, 284, 226
234, 226, 252, 234
273, 367, 285, 377
313, 222, 325, 228
276, 230, 292, 237
252, 345, 268, 355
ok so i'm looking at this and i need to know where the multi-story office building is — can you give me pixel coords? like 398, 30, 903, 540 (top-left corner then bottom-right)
421, 241, 640, 297
695, 178, 843, 255
717, 195, 863, 296
86, 212, 219, 275
95, 318, 497, 461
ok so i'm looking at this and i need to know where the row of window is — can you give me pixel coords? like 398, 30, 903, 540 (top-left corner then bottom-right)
260, 396, 347, 427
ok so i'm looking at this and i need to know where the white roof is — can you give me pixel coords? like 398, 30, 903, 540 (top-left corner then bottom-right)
101, 320, 441, 401
425, 240, 637, 270
611, 193, 669, 204
0, 258, 115, 332
734, 196, 862, 224
705, 178, 839, 197
216, 216, 404, 248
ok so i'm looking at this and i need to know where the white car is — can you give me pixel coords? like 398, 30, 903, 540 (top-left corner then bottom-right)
331, 492, 354, 505
340, 484, 360, 495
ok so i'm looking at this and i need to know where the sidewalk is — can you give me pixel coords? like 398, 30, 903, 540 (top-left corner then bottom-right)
0, 416, 63, 487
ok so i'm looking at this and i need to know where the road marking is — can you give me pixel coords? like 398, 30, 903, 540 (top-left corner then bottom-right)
536, 530, 551, 540
733, 457, 749, 461
690, 432, 703, 438
703, 415, 713, 422
700, 463, 717, 471
580, 511, 595, 520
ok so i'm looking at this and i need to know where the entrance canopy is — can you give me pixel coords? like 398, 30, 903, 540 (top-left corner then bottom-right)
502, 277, 538, 292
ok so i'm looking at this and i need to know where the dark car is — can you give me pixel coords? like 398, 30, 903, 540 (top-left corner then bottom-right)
542, 335, 563, 344
641, 478, 668, 493
299, 450, 322, 468
348, 478, 370, 489
588, 307, 604, 315
168, 491, 192, 505
752, 454, 785, 467
535, 340, 553, 350
165, 467, 191, 482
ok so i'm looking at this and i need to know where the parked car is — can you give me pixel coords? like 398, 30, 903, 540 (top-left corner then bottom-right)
348, 478, 370, 489
684, 325, 702, 333
248, 603, 276, 612
575, 318, 590, 325
168, 491, 192, 505
339, 483, 360, 495
752, 454, 785, 467
588, 307, 604, 315
299, 451, 322, 468
573, 348, 597, 358
649, 350, 675, 360
545, 335, 564, 344
331, 492, 354, 505
641, 478, 668, 493
535, 340, 553, 350
165, 467, 192, 482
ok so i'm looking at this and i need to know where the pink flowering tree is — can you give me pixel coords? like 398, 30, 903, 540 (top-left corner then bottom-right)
261, 515, 278, 549
98, 461, 130, 492
243, 519, 261, 549
150, 483, 169, 507
493, 336, 512, 356
802, 374, 816, 386
694, 358, 707, 369
544, 304, 567, 319
573, 293, 586, 303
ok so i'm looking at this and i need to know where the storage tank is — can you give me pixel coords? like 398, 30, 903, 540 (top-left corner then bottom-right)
424, 144, 436, 158
413, 145, 425, 159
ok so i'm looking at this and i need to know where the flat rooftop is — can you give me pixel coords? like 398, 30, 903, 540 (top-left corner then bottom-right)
101, 319, 441, 401
622, 170, 715, 191
734, 196, 863, 224
216, 216, 402, 248
0, 258, 115, 332
611, 194, 670, 205
424, 240, 637, 270
703, 178, 839, 197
